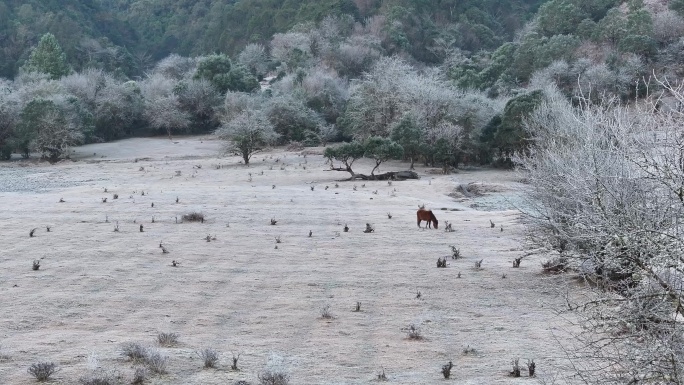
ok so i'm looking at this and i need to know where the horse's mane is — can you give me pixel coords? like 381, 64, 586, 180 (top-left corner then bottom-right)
429, 211, 437, 221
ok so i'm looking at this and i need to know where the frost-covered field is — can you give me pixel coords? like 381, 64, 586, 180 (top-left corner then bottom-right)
0, 137, 575, 384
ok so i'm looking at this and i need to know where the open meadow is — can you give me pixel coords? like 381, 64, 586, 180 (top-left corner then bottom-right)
0, 137, 577, 384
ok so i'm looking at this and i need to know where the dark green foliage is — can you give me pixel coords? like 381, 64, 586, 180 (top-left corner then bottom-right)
14, 99, 55, 158
0, 1, 546, 79
480, 90, 543, 162
21, 33, 70, 79
448, 43, 516, 90
672, 0, 684, 17
325, 137, 403, 176
324, 141, 365, 168
390, 114, 422, 169
194, 54, 233, 94
537, 0, 586, 36
226, 64, 260, 93
194, 54, 258, 94
267, 97, 323, 144
363, 136, 404, 175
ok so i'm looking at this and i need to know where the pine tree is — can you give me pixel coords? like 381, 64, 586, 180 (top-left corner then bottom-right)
22, 33, 70, 79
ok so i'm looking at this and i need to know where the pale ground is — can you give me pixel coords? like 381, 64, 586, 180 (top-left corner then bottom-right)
0, 136, 578, 385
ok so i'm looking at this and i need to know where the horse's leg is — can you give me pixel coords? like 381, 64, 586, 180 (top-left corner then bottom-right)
417, 218, 422, 228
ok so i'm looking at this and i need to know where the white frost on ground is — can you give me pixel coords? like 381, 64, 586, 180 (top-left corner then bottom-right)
0, 137, 578, 384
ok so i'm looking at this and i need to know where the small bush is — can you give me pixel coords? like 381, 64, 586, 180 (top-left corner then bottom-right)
197, 348, 219, 368
377, 369, 388, 381
231, 353, 241, 371
131, 367, 147, 384
121, 342, 147, 362
258, 370, 289, 385
32, 260, 41, 271
28, 362, 57, 381
320, 305, 333, 319
463, 346, 477, 355
145, 349, 168, 375
528, 359, 536, 377
0, 344, 10, 360
441, 361, 453, 379
406, 324, 422, 340
510, 358, 521, 377
182, 212, 205, 223
79, 370, 119, 385
450, 246, 460, 259
157, 332, 179, 347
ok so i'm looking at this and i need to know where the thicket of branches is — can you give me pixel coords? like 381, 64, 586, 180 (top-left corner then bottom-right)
520, 83, 684, 384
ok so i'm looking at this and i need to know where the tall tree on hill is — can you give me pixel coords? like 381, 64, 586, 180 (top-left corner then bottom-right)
21, 33, 71, 80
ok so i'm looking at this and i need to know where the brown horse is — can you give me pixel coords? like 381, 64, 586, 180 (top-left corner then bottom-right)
417, 209, 438, 229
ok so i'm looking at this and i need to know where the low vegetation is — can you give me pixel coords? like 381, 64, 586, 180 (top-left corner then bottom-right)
27, 362, 57, 382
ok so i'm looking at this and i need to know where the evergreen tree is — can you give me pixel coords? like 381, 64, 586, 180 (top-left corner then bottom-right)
21, 33, 71, 79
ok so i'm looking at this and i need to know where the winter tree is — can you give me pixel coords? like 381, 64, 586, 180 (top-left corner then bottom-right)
520, 83, 684, 384
21, 33, 71, 79
215, 110, 278, 165
140, 74, 189, 138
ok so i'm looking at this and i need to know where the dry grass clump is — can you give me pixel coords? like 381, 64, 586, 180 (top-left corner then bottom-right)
78, 370, 121, 385
406, 324, 423, 340
377, 369, 388, 381
131, 367, 147, 384
27, 362, 57, 381
258, 370, 289, 385
157, 332, 179, 347
145, 349, 168, 375
121, 342, 148, 362
120, 342, 168, 374
320, 305, 334, 319
0, 344, 10, 361
450, 245, 461, 259
441, 361, 453, 379
182, 212, 205, 223
509, 358, 521, 377
197, 348, 219, 368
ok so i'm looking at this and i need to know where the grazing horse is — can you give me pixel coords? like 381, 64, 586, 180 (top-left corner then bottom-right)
417, 209, 438, 229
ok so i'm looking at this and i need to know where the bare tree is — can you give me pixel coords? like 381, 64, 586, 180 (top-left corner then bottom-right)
519, 83, 684, 384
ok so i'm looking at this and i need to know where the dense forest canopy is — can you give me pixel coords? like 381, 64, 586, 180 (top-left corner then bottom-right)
0, 0, 546, 78
2, 0, 684, 165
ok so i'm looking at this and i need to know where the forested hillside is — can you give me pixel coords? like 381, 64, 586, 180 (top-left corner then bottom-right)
2, 0, 684, 165
0, 0, 544, 78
